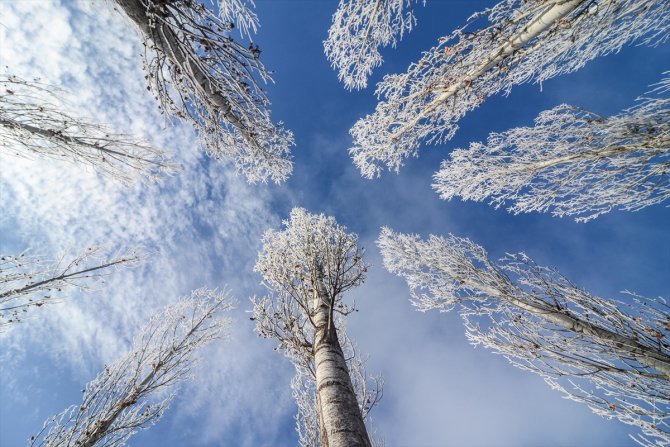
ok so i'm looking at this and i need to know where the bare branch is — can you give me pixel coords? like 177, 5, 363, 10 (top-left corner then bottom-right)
378, 228, 670, 445
0, 75, 174, 184
434, 73, 670, 221
30, 288, 232, 447
112, 0, 294, 183
0, 247, 143, 331
351, 0, 670, 178
324, 0, 423, 90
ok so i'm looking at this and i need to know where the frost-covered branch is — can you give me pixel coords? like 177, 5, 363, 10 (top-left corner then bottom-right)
113, 0, 294, 183
30, 288, 231, 447
252, 208, 373, 446
0, 75, 173, 184
325, 0, 422, 90
434, 74, 670, 222
351, 0, 670, 178
378, 228, 670, 446
0, 247, 142, 330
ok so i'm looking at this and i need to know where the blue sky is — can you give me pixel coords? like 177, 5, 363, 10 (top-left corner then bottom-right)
1, 1, 668, 446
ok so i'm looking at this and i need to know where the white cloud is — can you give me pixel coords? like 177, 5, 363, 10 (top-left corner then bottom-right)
1, 1, 663, 446
0, 1, 292, 445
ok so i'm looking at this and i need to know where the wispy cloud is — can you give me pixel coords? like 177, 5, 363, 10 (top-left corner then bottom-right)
0, 1, 292, 445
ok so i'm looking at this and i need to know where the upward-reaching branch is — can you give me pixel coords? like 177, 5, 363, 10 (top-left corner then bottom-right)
0, 247, 142, 330
350, 0, 670, 178
113, 0, 294, 183
378, 228, 670, 445
434, 74, 670, 222
30, 288, 231, 447
0, 75, 173, 184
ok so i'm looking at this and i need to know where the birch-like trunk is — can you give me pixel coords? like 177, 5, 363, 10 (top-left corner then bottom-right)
312, 268, 371, 447
391, 0, 584, 140
114, 0, 262, 152
475, 282, 670, 379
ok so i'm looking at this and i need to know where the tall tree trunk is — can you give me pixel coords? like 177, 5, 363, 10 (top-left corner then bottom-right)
391, 0, 584, 140
113, 0, 263, 153
474, 282, 670, 379
312, 267, 371, 447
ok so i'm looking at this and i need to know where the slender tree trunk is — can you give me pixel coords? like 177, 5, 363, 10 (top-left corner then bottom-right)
475, 281, 670, 379
113, 0, 263, 153
391, 0, 584, 140
312, 267, 371, 447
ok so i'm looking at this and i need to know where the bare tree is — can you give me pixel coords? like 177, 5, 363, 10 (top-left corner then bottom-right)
112, 0, 294, 183
434, 74, 670, 222
324, 0, 422, 91
0, 247, 142, 330
251, 208, 375, 447
350, 0, 670, 178
0, 75, 173, 184
30, 288, 231, 447
378, 228, 670, 446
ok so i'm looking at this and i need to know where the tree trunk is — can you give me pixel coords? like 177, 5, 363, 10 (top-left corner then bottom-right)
113, 0, 263, 153
312, 267, 371, 447
391, 0, 585, 140
475, 281, 670, 379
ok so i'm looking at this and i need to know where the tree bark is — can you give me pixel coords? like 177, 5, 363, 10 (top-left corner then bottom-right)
475, 281, 670, 379
113, 0, 264, 153
391, 0, 585, 140
312, 267, 371, 447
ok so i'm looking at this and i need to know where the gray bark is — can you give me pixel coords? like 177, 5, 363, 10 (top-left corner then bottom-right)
475, 281, 670, 379
392, 0, 584, 140
113, 0, 263, 153
313, 267, 371, 447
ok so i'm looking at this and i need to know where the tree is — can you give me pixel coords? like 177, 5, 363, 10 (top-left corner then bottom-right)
434, 74, 670, 222
30, 288, 231, 447
0, 75, 173, 184
251, 208, 375, 447
112, 0, 294, 183
290, 326, 383, 447
349, 0, 670, 178
0, 247, 142, 330
377, 228, 670, 446
324, 0, 422, 91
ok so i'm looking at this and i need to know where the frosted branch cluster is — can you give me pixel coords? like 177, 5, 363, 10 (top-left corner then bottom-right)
378, 228, 670, 446
216, 0, 259, 39
350, 0, 670, 178
30, 288, 231, 447
251, 208, 367, 363
0, 247, 142, 330
252, 208, 380, 444
115, 0, 294, 183
0, 75, 173, 184
324, 0, 421, 90
435, 81, 670, 221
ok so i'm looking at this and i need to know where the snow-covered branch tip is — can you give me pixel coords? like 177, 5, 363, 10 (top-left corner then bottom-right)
30, 288, 232, 447
0, 247, 143, 331
350, 0, 670, 178
434, 72, 670, 222
0, 75, 174, 184
325, 0, 423, 90
378, 227, 670, 446
112, 0, 294, 183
